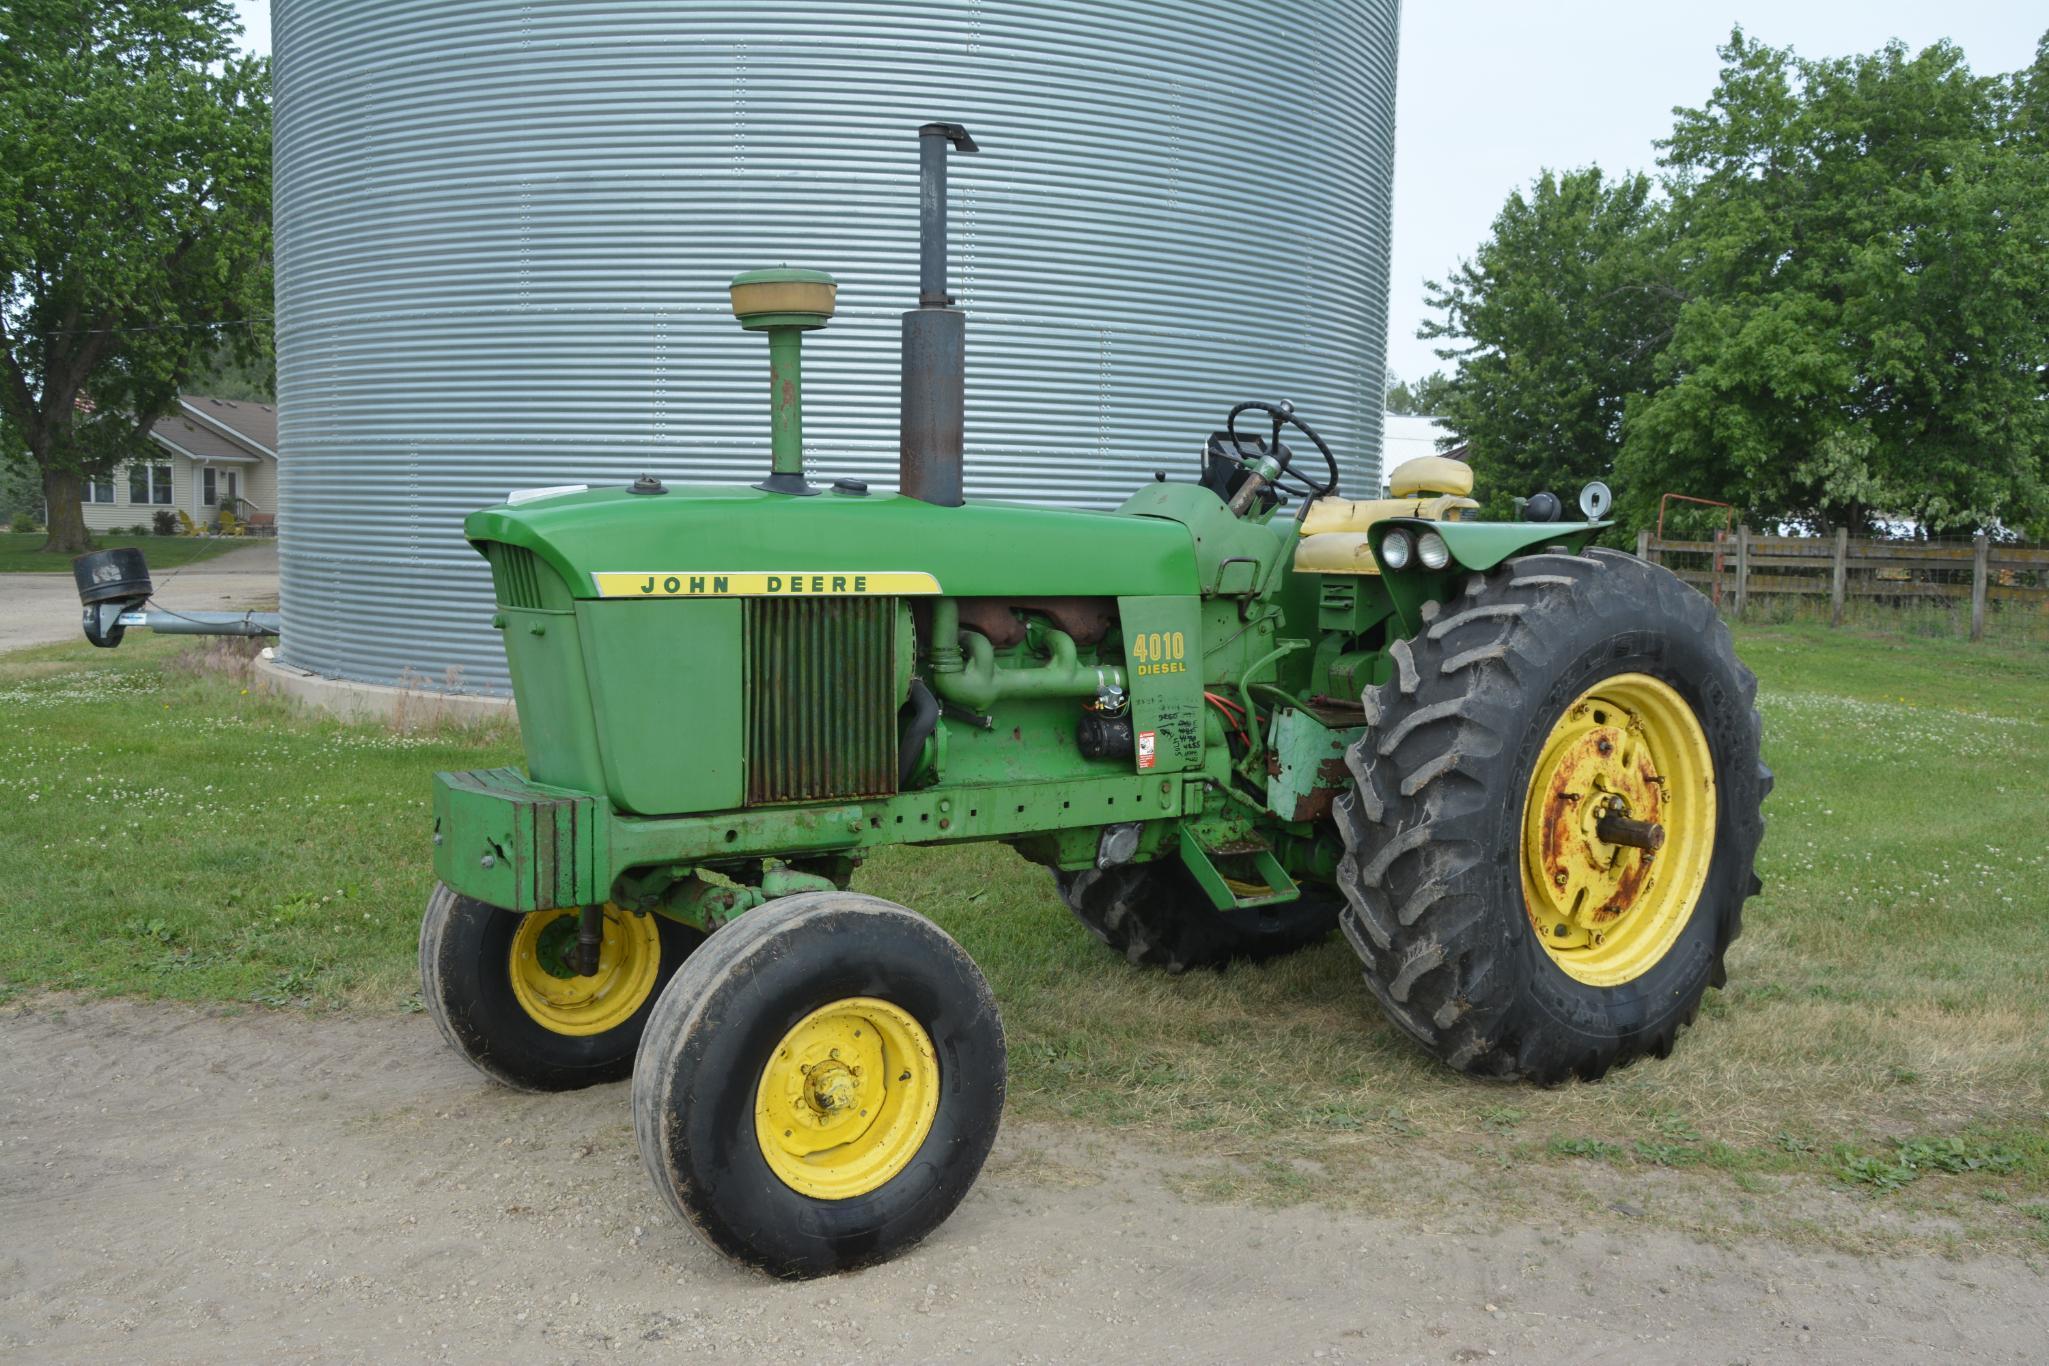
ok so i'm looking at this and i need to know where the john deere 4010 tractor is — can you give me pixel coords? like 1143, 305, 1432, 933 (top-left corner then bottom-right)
421, 126, 1768, 1277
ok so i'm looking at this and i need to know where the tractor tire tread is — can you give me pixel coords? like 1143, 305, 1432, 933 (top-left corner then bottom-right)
631, 892, 1004, 1278
1333, 549, 1767, 1085
1056, 864, 1339, 973
418, 883, 701, 1093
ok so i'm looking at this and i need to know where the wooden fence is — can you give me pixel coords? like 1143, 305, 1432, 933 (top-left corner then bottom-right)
1638, 527, 2049, 641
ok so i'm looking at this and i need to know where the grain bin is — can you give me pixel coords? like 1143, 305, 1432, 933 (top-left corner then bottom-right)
272, 0, 1400, 689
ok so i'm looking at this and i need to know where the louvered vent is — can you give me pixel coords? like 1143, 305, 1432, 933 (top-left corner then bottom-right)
489, 545, 546, 609
745, 598, 899, 805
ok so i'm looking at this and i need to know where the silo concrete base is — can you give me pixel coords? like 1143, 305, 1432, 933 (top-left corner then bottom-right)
255, 653, 515, 729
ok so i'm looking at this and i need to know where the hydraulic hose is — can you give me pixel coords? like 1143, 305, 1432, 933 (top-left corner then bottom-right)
898, 678, 940, 787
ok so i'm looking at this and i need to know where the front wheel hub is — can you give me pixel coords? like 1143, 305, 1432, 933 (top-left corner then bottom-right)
507, 905, 662, 1036
754, 997, 939, 1200
804, 1058, 860, 1114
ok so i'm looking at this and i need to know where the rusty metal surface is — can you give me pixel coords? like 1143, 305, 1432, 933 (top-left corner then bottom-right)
1533, 722, 1666, 925
956, 599, 1027, 648
1595, 806, 1666, 851
955, 596, 1118, 649
745, 596, 899, 806
899, 305, 966, 507
1266, 707, 1362, 825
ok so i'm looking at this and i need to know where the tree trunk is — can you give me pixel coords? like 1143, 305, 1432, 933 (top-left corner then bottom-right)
39, 466, 93, 555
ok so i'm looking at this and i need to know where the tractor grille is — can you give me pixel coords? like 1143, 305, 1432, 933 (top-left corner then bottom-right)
490, 544, 546, 609
745, 597, 899, 805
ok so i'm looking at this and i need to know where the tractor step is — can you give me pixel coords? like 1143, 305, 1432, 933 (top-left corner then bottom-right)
1178, 824, 1299, 910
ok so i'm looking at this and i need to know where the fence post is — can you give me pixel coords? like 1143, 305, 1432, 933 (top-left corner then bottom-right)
1636, 529, 1650, 561
1830, 527, 1849, 627
1734, 525, 1749, 617
1971, 533, 1989, 641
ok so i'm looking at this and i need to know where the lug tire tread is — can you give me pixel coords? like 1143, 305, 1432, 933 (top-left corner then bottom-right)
1055, 863, 1340, 973
1333, 549, 1767, 1084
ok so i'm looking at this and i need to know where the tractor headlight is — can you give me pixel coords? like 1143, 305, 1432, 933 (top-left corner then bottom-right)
1379, 529, 1413, 570
1416, 530, 1451, 570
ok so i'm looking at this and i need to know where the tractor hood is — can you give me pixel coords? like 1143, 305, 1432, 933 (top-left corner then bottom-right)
465, 484, 1200, 600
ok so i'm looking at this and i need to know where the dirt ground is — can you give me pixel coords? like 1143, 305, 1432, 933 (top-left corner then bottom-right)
0, 1000, 2040, 1364
0, 541, 278, 653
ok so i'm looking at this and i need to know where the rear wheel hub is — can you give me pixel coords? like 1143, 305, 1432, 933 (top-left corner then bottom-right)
1521, 672, 1716, 987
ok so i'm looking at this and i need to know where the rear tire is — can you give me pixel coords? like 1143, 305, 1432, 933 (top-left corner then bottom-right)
1055, 862, 1340, 973
1333, 549, 1769, 1084
632, 892, 1005, 1278
419, 884, 703, 1092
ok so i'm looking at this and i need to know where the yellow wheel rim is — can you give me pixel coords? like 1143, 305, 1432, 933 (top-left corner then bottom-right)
507, 905, 662, 1036
754, 997, 940, 1201
1520, 673, 1716, 987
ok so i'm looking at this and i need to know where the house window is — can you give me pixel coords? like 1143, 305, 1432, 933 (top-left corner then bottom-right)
83, 475, 115, 503
128, 463, 173, 505
202, 467, 217, 506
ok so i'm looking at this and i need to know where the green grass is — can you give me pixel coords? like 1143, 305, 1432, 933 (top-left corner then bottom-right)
0, 636, 516, 1006
2, 620, 2046, 1248
0, 531, 244, 573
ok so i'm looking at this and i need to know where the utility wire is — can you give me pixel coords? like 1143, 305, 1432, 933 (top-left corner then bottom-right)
32, 317, 274, 338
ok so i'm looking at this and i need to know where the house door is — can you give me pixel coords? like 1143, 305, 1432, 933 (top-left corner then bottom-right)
226, 471, 239, 511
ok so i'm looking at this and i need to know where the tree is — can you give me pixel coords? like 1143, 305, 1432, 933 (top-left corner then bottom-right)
188, 332, 277, 403
1618, 31, 2049, 535
1384, 370, 1453, 416
0, 455, 38, 526
1420, 169, 1677, 515
0, 0, 271, 554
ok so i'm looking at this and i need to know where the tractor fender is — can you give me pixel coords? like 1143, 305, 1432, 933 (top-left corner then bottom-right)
1374, 517, 1610, 636
1395, 517, 1610, 573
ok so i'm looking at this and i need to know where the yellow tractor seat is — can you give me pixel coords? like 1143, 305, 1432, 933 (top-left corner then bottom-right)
1293, 455, 1479, 575
1298, 492, 1480, 538
1387, 454, 1473, 499
1292, 531, 1380, 574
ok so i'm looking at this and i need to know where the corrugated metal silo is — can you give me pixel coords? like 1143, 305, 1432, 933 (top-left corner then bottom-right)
273, 0, 1400, 689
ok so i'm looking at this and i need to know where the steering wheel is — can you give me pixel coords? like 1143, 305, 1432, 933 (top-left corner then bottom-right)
1224, 399, 1341, 501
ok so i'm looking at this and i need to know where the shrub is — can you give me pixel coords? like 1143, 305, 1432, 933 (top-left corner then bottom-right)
151, 509, 179, 536
8, 511, 35, 533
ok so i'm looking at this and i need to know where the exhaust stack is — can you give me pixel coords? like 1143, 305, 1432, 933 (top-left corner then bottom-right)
900, 122, 977, 507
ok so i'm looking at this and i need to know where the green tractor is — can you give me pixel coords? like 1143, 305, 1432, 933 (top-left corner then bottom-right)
422, 125, 1768, 1277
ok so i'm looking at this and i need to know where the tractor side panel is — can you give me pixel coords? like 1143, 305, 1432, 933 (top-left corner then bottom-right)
486, 543, 608, 797
1117, 595, 1205, 775
576, 600, 745, 816
498, 605, 606, 797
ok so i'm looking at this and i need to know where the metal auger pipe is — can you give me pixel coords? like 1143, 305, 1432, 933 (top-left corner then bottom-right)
75, 546, 281, 649
113, 608, 281, 637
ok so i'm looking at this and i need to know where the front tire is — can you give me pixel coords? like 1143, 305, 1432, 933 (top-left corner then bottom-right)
419, 884, 703, 1092
1055, 862, 1339, 972
1333, 549, 1769, 1084
632, 892, 1005, 1278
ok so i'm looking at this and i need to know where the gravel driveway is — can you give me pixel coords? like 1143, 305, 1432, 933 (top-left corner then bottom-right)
0, 542, 278, 653
1, 998, 2041, 1364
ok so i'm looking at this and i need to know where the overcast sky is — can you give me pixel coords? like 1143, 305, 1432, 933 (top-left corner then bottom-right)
230, 2, 2043, 387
